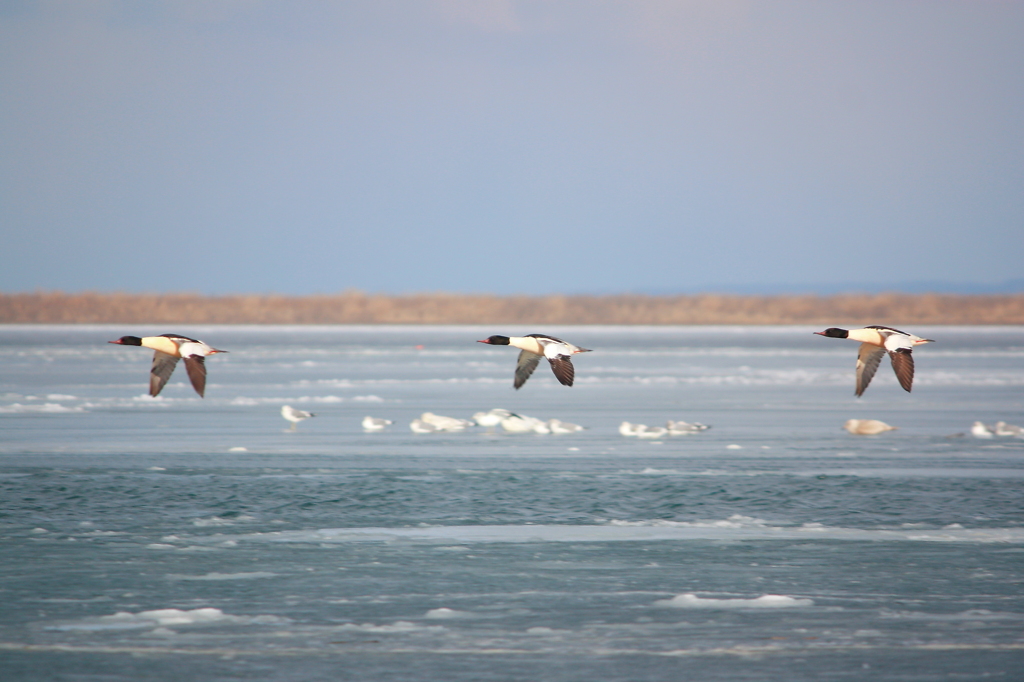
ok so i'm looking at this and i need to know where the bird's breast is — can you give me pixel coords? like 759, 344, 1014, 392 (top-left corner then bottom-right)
847, 329, 886, 346
508, 337, 546, 355
140, 336, 182, 356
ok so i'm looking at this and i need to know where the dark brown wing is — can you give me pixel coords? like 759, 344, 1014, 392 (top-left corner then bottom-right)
149, 351, 180, 396
888, 349, 914, 392
548, 355, 575, 387
855, 344, 885, 397
514, 351, 542, 389
183, 356, 207, 397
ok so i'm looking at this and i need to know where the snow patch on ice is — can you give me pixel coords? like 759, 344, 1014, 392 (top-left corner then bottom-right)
192, 515, 253, 527
0, 402, 85, 413
654, 593, 814, 609
166, 572, 278, 581
334, 621, 445, 633
46, 607, 290, 632
424, 607, 472, 619
609, 514, 772, 529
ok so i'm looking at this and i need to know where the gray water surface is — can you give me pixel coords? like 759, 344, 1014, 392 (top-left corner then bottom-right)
1, 325, 1023, 681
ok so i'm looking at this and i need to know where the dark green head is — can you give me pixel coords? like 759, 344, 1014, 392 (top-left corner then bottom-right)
109, 336, 143, 346
477, 335, 511, 346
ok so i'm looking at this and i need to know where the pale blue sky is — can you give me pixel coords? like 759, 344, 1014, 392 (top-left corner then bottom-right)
2, 1, 1022, 295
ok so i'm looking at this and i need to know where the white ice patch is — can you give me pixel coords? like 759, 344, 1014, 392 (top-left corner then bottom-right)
294, 379, 355, 388
424, 608, 472, 619
166, 572, 277, 581
46, 608, 290, 632
654, 593, 814, 609
334, 621, 446, 633
132, 394, 171, 402
228, 395, 346, 406
879, 609, 1024, 622
0, 402, 85, 413
527, 626, 565, 635
609, 514, 772, 529
198, 521, 1024, 546
79, 396, 173, 409
191, 515, 253, 527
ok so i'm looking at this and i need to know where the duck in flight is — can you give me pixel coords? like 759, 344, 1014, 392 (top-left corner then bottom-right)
477, 334, 591, 389
109, 334, 228, 397
814, 326, 934, 396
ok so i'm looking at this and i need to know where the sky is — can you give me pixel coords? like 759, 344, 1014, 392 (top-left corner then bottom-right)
1, 1, 1022, 296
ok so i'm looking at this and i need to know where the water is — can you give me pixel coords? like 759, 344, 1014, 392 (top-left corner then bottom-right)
1, 324, 1023, 681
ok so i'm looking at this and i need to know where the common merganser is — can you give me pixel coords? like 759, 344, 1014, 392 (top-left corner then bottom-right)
108, 334, 228, 397
477, 334, 591, 389
362, 416, 392, 431
843, 419, 897, 435
814, 326, 934, 396
281, 405, 315, 430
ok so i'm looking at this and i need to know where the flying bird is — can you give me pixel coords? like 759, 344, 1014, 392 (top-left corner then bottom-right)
477, 334, 591, 389
814, 326, 934, 396
282, 405, 316, 430
109, 334, 228, 397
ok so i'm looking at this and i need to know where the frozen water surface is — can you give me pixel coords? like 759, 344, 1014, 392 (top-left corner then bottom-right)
1, 325, 1023, 680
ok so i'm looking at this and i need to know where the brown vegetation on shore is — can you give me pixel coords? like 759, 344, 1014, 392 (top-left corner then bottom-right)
1, 291, 1022, 325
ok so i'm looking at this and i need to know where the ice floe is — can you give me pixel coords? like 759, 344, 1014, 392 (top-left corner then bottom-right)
46, 607, 289, 632
654, 593, 814, 609
0, 402, 85, 413
165, 572, 277, 581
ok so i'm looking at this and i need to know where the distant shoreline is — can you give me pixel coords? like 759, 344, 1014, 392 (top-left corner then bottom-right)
2, 291, 1023, 325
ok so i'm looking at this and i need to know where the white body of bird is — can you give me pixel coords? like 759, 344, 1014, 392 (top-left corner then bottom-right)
994, 421, 1024, 437
635, 426, 668, 439
619, 421, 642, 436
362, 416, 392, 431
501, 414, 545, 433
666, 420, 711, 435
420, 412, 474, 432
971, 421, 995, 438
547, 419, 585, 434
843, 419, 897, 435
281, 405, 315, 430
473, 409, 515, 427
410, 419, 441, 433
